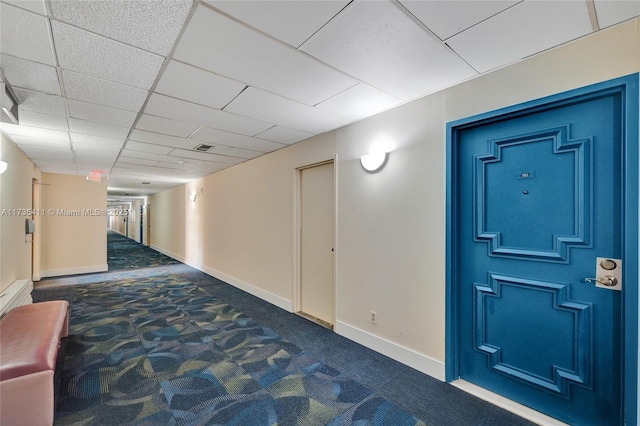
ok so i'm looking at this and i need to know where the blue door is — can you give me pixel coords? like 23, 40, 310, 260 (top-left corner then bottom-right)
448, 77, 638, 425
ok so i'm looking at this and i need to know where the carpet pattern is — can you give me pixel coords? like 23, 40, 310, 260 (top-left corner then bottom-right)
52, 277, 427, 425
35, 232, 536, 425
107, 231, 179, 271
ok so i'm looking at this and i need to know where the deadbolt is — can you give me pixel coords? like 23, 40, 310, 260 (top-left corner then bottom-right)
599, 259, 617, 271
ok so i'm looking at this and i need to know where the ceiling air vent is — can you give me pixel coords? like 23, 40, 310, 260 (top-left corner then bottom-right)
194, 144, 213, 152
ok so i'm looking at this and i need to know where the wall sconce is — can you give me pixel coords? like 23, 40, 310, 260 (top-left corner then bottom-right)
0, 160, 7, 175
189, 193, 197, 202
360, 150, 389, 173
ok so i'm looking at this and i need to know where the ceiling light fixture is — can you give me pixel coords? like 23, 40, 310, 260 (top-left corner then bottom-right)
360, 150, 389, 173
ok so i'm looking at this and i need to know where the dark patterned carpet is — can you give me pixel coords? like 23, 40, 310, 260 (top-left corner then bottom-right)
107, 231, 179, 271
33, 232, 536, 425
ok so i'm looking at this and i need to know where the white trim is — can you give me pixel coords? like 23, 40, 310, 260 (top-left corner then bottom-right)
40, 264, 108, 278
452, 380, 568, 426
200, 264, 293, 312
150, 245, 185, 263
0, 279, 33, 317
335, 320, 446, 381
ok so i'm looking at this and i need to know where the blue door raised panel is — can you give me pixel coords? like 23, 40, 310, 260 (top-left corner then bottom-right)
447, 75, 639, 425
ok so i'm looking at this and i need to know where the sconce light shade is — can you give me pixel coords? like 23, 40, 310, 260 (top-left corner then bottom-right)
0, 160, 7, 175
189, 193, 197, 202
360, 151, 388, 173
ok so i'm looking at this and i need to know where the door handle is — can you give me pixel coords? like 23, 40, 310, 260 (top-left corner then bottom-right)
583, 276, 618, 287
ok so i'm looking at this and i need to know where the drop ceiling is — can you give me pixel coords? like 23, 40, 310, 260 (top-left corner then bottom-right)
0, 0, 638, 200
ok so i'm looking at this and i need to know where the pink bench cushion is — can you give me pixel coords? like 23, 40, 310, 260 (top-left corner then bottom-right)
0, 301, 69, 381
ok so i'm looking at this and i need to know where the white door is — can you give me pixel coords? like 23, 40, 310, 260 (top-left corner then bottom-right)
300, 162, 334, 325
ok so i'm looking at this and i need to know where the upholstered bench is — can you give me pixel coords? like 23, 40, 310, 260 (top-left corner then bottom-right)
0, 301, 70, 426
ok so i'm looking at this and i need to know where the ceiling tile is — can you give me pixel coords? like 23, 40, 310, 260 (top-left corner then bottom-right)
63, 70, 148, 112
155, 60, 246, 109
14, 88, 66, 117
117, 156, 160, 167
0, 54, 60, 95
74, 160, 116, 170
129, 129, 196, 150
7, 134, 70, 149
69, 118, 130, 139
225, 87, 351, 134
136, 114, 200, 138
70, 133, 125, 149
315, 83, 403, 121
255, 126, 315, 145
67, 100, 137, 128
447, 1, 593, 73
190, 125, 287, 152
156, 160, 205, 170
206, 0, 350, 48
594, 0, 640, 28
168, 148, 244, 165
301, 1, 476, 101
399, 0, 519, 40
19, 145, 73, 159
0, 3, 55, 65
17, 110, 68, 131
125, 140, 174, 155
36, 162, 76, 171
51, 21, 164, 90
51, 0, 193, 56
74, 157, 116, 167
1, 122, 69, 141
209, 146, 262, 160
113, 164, 185, 176
173, 4, 357, 106
3, 0, 46, 15
144, 93, 272, 136
120, 149, 192, 165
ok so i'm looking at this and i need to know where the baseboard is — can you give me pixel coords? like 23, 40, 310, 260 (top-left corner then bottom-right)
199, 264, 293, 312
335, 321, 446, 381
150, 245, 185, 263
0, 279, 33, 316
40, 264, 108, 278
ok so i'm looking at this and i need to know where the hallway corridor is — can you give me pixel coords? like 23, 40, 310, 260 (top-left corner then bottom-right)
33, 232, 534, 425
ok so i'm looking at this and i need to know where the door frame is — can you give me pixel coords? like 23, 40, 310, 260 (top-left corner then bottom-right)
445, 74, 639, 424
293, 158, 337, 325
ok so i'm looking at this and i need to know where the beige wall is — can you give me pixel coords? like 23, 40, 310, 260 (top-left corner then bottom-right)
0, 134, 41, 291
40, 173, 107, 277
147, 20, 640, 379
149, 184, 186, 259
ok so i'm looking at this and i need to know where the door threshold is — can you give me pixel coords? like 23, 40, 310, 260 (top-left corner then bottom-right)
296, 311, 333, 330
451, 380, 568, 426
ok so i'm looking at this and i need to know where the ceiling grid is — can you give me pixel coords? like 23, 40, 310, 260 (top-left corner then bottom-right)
0, 0, 637, 200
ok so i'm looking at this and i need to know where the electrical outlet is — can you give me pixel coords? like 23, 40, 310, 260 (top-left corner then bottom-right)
370, 311, 377, 324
